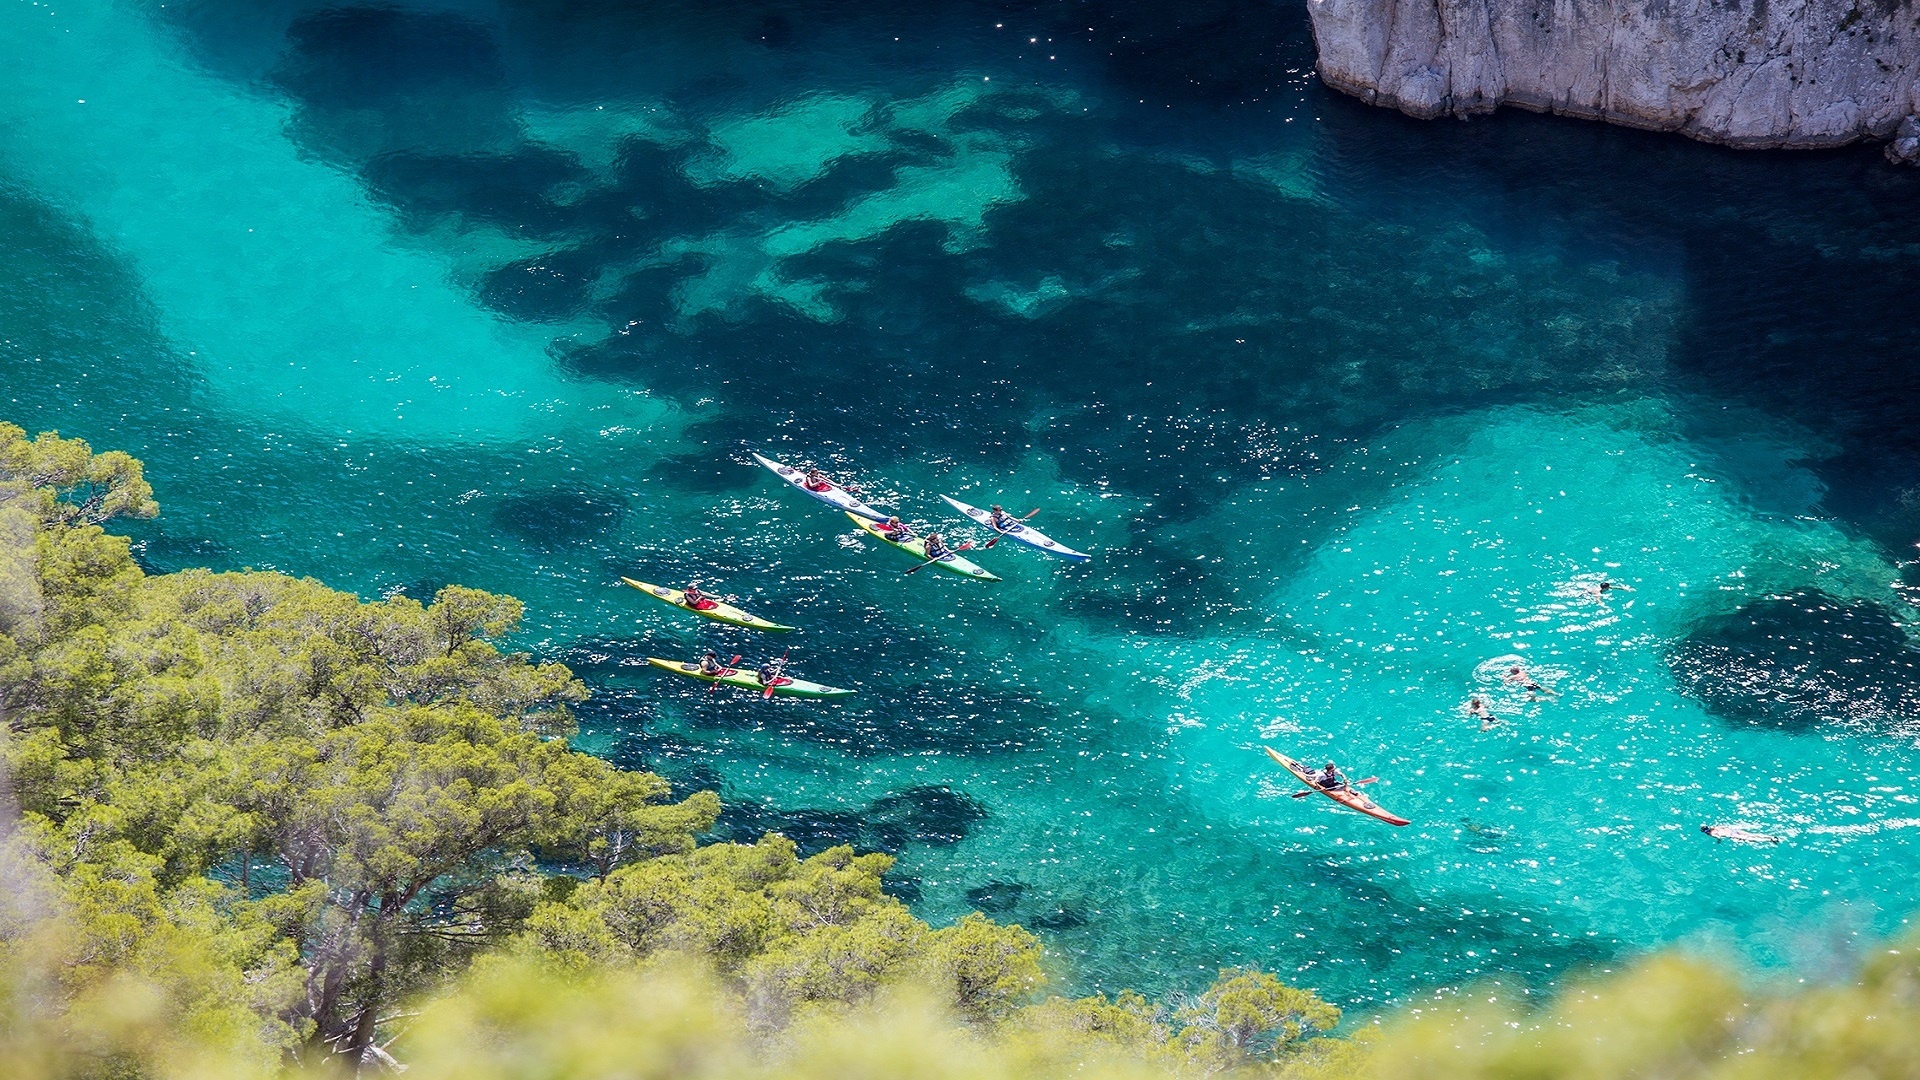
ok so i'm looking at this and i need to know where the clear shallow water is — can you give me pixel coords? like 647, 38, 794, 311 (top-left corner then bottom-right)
5, 0, 1920, 1007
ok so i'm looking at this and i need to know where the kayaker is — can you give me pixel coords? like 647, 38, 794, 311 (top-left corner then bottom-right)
698, 650, 728, 676
757, 658, 787, 687
922, 532, 951, 561
682, 583, 717, 611
803, 467, 834, 493
988, 505, 1016, 532
882, 515, 916, 542
1315, 762, 1346, 791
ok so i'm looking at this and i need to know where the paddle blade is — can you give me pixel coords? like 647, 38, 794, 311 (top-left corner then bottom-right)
1289, 790, 1311, 799
904, 547, 956, 574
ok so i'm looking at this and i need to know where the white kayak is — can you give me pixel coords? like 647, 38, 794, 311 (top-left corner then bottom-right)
940, 495, 1091, 562
754, 452, 888, 522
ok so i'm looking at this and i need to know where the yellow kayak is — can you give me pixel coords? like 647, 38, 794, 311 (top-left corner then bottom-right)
620, 577, 795, 632
845, 514, 1000, 581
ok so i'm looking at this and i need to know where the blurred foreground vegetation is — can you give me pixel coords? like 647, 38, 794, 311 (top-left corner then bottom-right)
5, 422, 1919, 1080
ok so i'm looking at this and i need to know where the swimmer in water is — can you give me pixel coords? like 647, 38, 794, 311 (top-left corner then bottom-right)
1592, 579, 1634, 598
1467, 697, 1501, 731
1503, 664, 1552, 697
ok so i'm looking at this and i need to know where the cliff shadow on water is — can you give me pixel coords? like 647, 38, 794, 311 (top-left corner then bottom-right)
1311, 99, 1920, 565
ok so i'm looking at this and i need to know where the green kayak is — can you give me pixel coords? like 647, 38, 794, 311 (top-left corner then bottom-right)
846, 513, 1000, 581
645, 657, 855, 699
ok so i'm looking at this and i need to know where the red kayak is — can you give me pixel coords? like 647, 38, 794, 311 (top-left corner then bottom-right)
1266, 748, 1410, 826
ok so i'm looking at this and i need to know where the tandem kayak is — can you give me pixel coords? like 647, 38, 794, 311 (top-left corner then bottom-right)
1265, 748, 1410, 826
940, 495, 1091, 562
753, 452, 888, 522
620, 577, 794, 632
645, 657, 855, 698
845, 513, 1000, 581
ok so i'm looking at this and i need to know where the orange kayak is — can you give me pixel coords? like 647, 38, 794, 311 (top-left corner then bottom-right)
1266, 747, 1410, 826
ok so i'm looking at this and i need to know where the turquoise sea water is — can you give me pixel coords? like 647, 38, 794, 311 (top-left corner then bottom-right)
6, 0, 1920, 1008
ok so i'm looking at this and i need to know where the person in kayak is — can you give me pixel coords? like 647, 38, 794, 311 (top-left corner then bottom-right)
681, 583, 717, 611
987, 505, 1017, 532
882, 515, 917, 542
757, 658, 788, 687
698, 650, 728, 676
922, 531, 952, 561
802, 467, 834, 492
1314, 762, 1347, 791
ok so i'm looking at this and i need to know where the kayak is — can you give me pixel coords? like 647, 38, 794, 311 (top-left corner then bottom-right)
1265, 747, 1410, 826
620, 577, 794, 632
846, 513, 1000, 582
941, 495, 1091, 562
645, 657, 855, 698
753, 452, 888, 522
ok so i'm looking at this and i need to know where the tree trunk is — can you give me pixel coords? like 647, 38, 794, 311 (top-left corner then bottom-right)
344, 907, 397, 1072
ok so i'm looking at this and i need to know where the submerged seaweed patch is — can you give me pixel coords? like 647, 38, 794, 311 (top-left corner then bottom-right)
492, 489, 629, 546
712, 785, 988, 857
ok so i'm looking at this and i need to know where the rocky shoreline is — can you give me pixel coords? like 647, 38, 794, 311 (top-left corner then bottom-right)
1306, 0, 1920, 163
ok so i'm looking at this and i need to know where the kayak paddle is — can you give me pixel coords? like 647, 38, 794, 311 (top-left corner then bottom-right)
903, 540, 975, 575
761, 650, 790, 699
981, 508, 1041, 550
708, 654, 742, 694
1289, 777, 1377, 798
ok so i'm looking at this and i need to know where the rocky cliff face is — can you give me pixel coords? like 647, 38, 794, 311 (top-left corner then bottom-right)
1307, 0, 1920, 162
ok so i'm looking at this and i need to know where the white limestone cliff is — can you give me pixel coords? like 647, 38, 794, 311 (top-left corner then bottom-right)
1306, 0, 1920, 162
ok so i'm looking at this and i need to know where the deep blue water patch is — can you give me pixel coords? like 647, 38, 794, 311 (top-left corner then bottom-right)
492, 489, 629, 547
712, 785, 987, 856
1670, 589, 1920, 733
